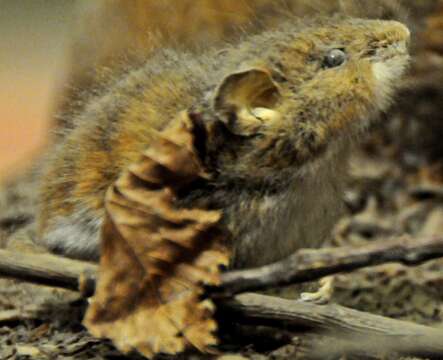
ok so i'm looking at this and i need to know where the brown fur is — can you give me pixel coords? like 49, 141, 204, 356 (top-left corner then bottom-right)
38, 16, 410, 267
56, 0, 409, 124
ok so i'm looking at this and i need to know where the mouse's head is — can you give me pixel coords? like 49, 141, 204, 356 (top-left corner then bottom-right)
272, 17, 411, 123
198, 18, 410, 182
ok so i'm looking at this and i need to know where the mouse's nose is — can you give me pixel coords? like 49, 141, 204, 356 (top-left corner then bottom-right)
385, 21, 411, 45
370, 20, 411, 56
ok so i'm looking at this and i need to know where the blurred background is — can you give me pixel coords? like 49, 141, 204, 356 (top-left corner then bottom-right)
0, 0, 74, 180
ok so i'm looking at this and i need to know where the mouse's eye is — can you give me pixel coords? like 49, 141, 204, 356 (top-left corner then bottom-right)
323, 49, 347, 68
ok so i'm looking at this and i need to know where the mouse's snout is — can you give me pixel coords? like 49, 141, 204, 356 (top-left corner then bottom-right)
390, 21, 411, 43
375, 20, 411, 49
366, 21, 410, 62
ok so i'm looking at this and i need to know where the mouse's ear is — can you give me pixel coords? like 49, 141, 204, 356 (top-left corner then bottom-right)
213, 68, 281, 136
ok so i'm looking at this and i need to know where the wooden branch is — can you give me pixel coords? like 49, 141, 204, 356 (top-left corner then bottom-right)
290, 334, 391, 360
0, 249, 97, 297
2, 235, 443, 298
2, 237, 443, 358
221, 293, 443, 359
215, 235, 443, 296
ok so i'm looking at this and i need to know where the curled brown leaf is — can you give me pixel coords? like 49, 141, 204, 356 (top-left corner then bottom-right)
84, 112, 229, 357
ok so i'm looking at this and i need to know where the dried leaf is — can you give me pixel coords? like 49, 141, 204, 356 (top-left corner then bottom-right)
84, 113, 230, 358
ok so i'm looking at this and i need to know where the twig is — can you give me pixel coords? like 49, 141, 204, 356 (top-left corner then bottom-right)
215, 235, 443, 296
0, 249, 97, 297
1, 235, 443, 298
0, 308, 39, 324
221, 293, 443, 359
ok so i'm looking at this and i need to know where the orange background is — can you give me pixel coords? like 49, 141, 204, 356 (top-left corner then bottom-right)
0, 1, 74, 181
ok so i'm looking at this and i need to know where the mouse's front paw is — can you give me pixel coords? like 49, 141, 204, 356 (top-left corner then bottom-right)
299, 276, 335, 305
